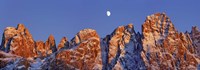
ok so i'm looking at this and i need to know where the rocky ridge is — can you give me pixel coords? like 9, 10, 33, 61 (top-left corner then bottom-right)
0, 12, 200, 70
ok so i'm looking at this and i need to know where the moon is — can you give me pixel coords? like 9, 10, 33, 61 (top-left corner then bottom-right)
107, 11, 111, 16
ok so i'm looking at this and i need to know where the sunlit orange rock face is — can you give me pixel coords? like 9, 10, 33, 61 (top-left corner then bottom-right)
54, 29, 102, 70
35, 41, 46, 57
0, 24, 57, 58
44, 34, 57, 56
141, 13, 199, 70
35, 35, 57, 58
0, 24, 37, 58
57, 37, 69, 50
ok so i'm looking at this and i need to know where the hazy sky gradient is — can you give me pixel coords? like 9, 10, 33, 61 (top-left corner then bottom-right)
0, 0, 200, 44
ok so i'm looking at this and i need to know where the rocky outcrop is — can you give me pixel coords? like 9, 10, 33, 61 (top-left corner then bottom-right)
142, 13, 176, 52
0, 27, 17, 51
57, 37, 69, 50
70, 29, 99, 46
44, 34, 57, 56
0, 24, 57, 58
189, 26, 200, 56
34, 35, 57, 58
35, 41, 45, 58
53, 29, 102, 70
141, 13, 199, 70
101, 24, 146, 70
0, 24, 37, 58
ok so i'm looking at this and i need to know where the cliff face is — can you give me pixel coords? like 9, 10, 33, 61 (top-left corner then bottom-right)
190, 26, 200, 56
57, 37, 69, 50
44, 34, 57, 56
0, 24, 36, 58
0, 24, 57, 58
0, 13, 200, 70
52, 29, 102, 70
141, 13, 199, 70
100, 24, 145, 70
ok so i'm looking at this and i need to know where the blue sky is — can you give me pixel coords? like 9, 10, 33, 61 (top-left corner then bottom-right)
0, 0, 200, 44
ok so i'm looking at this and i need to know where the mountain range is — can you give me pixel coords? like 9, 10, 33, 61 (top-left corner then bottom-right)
0, 12, 200, 70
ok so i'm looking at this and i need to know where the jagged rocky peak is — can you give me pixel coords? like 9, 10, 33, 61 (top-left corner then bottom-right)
110, 23, 135, 46
44, 34, 57, 55
190, 26, 200, 41
47, 34, 55, 42
52, 28, 102, 70
190, 26, 200, 42
0, 24, 26, 50
16, 24, 25, 32
0, 24, 36, 58
109, 23, 136, 50
57, 37, 69, 50
101, 23, 145, 70
0, 24, 58, 58
16, 24, 32, 38
0, 27, 17, 50
142, 12, 176, 38
192, 26, 199, 33
70, 28, 99, 46
189, 26, 200, 56
35, 34, 58, 58
142, 13, 177, 52
112, 23, 135, 35
141, 13, 199, 70
107, 24, 135, 64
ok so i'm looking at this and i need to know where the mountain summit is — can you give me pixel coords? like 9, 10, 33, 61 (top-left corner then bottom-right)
0, 13, 200, 70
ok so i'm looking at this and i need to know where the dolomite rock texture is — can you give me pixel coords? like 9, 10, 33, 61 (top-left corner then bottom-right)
141, 13, 199, 70
0, 13, 200, 70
